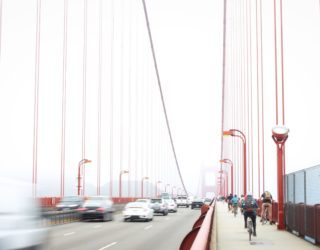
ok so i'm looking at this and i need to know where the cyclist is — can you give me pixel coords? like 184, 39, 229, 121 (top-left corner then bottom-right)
226, 193, 233, 211
260, 191, 273, 225
231, 194, 239, 215
242, 192, 258, 236
239, 194, 245, 214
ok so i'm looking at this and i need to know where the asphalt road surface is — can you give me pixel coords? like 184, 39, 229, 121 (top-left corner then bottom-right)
46, 207, 201, 250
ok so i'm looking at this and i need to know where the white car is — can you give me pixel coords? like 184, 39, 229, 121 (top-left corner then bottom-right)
123, 202, 153, 222
166, 199, 178, 212
0, 178, 49, 250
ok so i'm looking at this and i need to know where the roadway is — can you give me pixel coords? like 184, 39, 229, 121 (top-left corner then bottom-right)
46, 207, 200, 250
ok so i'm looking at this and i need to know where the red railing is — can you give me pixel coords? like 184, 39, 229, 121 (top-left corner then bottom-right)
180, 200, 216, 250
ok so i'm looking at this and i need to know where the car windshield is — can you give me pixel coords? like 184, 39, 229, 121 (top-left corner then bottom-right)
83, 200, 104, 207
136, 199, 149, 203
151, 199, 162, 203
126, 202, 146, 209
60, 196, 82, 202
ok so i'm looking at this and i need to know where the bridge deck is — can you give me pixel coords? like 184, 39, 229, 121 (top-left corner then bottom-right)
215, 202, 319, 250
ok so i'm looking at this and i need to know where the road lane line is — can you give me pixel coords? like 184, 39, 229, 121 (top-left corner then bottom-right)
98, 242, 117, 250
63, 232, 75, 236
165, 217, 170, 221
93, 225, 102, 229
144, 225, 153, 230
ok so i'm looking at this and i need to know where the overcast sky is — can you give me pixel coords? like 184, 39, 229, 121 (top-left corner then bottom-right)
0, 0, 319, 199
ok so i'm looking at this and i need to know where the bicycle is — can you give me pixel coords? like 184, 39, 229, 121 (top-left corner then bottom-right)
261, 204, 270, 225
232, 204, 238, 217
247, 217, 253, 241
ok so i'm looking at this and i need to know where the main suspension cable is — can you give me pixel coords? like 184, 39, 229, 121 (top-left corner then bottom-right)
141, 0, 188, 195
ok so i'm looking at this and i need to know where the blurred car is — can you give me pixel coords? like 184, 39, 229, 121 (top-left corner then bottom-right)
123, 202, 153, 222
77, 196, 114, 221
135, 198, 151, 205
166, 199, 177, 212
56, 196, 84, 211
204, 198, 212, 205
150, 198, 169, 215
191, 199, 204, 209
176, 195, 189, 208
0, 178, 49, 250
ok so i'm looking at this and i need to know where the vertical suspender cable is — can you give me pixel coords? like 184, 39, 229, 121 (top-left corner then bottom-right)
0, 0, 2, 59
32, 0, 42, 198
255, 0, 261, 196
141, 0, 188, 194
127, 0, 133, 197
260, 0, 266, 191
119, 0, 124, 189
279, 0, 285, 125
60, 0, 68, 197
220, 0, 227, 196
109, 0, 115, 197
81, 0, 88, 196
273, 0, 279, 125
97, 0, 102, 196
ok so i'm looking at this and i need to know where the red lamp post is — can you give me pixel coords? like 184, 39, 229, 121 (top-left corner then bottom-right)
220, 159, 234, 194
165, 184, 170, 193
223, 129, 247, 196
156, 181, 162, 197
119, 170, 129, 198
272, 126, 289, 230
77, 159, 92, 196
141, 176, 149, 198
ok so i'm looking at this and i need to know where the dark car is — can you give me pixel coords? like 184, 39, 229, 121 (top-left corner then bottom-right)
77, 196, 114, 221
56, 196, 84, 211
191, 199, 204, 209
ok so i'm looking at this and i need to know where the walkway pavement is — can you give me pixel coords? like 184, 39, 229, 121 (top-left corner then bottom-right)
215, 201, 319, 250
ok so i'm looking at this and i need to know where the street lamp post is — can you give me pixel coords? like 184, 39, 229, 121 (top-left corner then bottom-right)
165, 184, 170, 193
141, 176, 149, 198
119, 170, 129, 198
223, 129, 247, 196
77, 159, 92, 196
171, 186, 176, 198
272, 126, 289, 230
220, 159, 234, 194
156, 181, 162, 197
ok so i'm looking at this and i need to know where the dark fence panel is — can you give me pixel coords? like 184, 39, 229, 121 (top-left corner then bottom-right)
315, 205, 320, 243
305, 205, 316, 239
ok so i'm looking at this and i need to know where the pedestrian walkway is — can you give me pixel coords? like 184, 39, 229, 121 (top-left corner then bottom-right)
215, 201, 319, 250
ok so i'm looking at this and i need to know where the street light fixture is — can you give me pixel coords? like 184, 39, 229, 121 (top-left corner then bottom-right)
272, 125, 289, 230
220, 159, 234, 194
156, 181, 162, 197
165, 183, 170, 193
223, 129, 247, 196
77, 159, 92, 196
119, 170, 129, 198
141, 176, 149, 198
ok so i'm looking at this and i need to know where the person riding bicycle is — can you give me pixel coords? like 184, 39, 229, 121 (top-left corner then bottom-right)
239, 194, 245, 214
227, 193, 233, 211
260, 190, 273, 225
231, 194, 239, 215
242, 192, 258, 236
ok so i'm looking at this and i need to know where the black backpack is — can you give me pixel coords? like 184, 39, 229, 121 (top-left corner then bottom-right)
244, 197, 255, 212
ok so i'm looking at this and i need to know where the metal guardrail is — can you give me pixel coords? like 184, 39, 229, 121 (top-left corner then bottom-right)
285, 203, 320, 244
180, 199, 216, 250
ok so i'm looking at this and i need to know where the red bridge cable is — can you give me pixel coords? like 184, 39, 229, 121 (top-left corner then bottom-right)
60, 0, 68, 197
97, 0, 103, 196
141, 0, 188, 194
109, 0, 115, 197
81, 0, 88, 196
279, 0, 285, 125
260, 0, 266, 192
32, 0, 41, 197
273, 0, 279, 125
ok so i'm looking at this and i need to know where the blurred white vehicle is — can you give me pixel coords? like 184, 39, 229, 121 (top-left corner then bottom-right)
123, 202, 153, 222
0, 178, 49, 250
166, 199, 178, 212
78, 196, 114, 221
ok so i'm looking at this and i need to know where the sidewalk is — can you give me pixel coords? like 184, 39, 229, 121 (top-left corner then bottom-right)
215, 201, 319, 250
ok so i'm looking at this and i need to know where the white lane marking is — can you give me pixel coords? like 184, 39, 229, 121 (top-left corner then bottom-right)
144, 225, 153, 230
98, 242, 118, 250
63, 232, 75, 236
165, 217, 170, 221
93, 225, 102, 229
